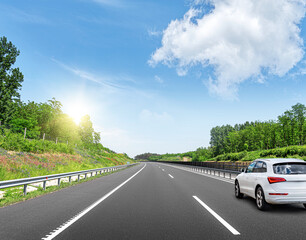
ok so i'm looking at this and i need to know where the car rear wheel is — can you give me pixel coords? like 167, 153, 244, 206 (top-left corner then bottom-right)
303, 203, 306, 209
235, 181, 244, 198
256, 186, 269, 211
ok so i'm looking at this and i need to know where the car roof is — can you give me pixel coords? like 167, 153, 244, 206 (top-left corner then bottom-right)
255, 158, 305, 164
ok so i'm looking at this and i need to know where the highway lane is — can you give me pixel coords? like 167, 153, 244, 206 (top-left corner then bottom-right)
1, 162, 306, 239
54, 162, 232, 240
0, 164, 144, 240
158, 163, 306, 240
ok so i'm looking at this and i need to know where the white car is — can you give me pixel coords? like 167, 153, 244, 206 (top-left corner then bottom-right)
235, 158, 306, 210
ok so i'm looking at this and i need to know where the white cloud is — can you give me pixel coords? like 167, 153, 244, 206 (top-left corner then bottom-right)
154, 75, 164, 83
139, 109, 172, 122
150, 0, 306, 99
51, 58, 127, 90
1, 5, 50, 25
297, 60, 306, 75
91, 0, 124, 7
148, 29, 162, 37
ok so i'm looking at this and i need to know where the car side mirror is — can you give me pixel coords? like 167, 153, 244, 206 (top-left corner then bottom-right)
240, 168, 246, 173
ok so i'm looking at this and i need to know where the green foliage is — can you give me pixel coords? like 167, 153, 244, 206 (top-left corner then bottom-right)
0, 36, 24, 124
134, 153, 160, 160
79, 115, 94, 144
139, 103, 306, 163
260, 145, 306, 159
9, 118, 40, 139
0, 129, 74, 154
209, 103, 306, 156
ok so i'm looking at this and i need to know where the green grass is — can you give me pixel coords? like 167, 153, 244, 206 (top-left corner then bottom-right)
0, 164, 136, 208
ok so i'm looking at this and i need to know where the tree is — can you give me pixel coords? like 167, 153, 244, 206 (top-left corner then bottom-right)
79, 115, 94, 144
93, 131, 101, 144
0, 36, 24, 124
291, 103, 306, 145
210, 125, 234, 156
48, 113, 80, 143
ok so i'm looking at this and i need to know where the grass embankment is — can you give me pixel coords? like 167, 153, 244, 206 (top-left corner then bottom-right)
0, 135, 135, 207
0, 148, 133, 181
0, 131, 134, 180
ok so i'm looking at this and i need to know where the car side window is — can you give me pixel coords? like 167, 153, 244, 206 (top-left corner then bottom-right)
253, 161, 267, 173
246, 162, 256, 173
262, 162, 267, 172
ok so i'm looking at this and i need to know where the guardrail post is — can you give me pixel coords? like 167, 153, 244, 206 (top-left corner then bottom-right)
91, 172, 93, 177
69, 176, 72, 183
229, 173, 232, 179
78, 175, 80, 182
58, 178, 61, 186
43, 181, 46, 190
24, 184, 27, 196
85, 174, 87, 180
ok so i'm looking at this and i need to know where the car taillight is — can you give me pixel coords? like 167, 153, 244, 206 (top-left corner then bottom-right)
267, 177, 286, 184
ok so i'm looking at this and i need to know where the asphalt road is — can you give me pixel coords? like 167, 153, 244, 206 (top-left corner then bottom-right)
1, 162, 306, 240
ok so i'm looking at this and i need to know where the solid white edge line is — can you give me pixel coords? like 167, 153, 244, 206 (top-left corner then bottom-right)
193, 196, 240, 235
168, 174, 174, 179
42, 164, 146, 240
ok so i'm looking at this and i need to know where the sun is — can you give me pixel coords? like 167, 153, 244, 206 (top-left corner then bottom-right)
65, 101, 89, 125
68, 109, 86, 125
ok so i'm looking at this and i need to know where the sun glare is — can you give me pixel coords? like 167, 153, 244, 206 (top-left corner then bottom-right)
69, 109, 85, 125
64, 100, 90, 125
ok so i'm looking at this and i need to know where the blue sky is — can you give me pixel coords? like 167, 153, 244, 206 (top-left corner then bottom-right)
1, 0, 306, 157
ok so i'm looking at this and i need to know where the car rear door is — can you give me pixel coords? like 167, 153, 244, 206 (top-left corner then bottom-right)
240, 161, 257, 196
244, 161, 262, 197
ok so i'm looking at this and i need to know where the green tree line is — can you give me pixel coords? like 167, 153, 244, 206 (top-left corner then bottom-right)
210, 103, 306, 156
0, 36, 101, 149
135, 104, 306, 161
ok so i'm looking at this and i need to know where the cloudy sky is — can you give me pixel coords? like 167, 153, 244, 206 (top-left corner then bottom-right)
1, 0, 305, 157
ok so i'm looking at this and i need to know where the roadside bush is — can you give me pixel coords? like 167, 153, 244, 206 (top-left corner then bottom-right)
259, 146, 306, 158
0, 130, 74, 154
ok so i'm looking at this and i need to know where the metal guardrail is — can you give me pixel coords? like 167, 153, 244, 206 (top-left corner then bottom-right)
159, 161, 241, 180
0, 163, 136, 195
157, 160, 248, 172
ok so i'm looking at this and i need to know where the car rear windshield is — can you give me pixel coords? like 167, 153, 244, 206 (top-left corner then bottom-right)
273, 163, 306, 175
